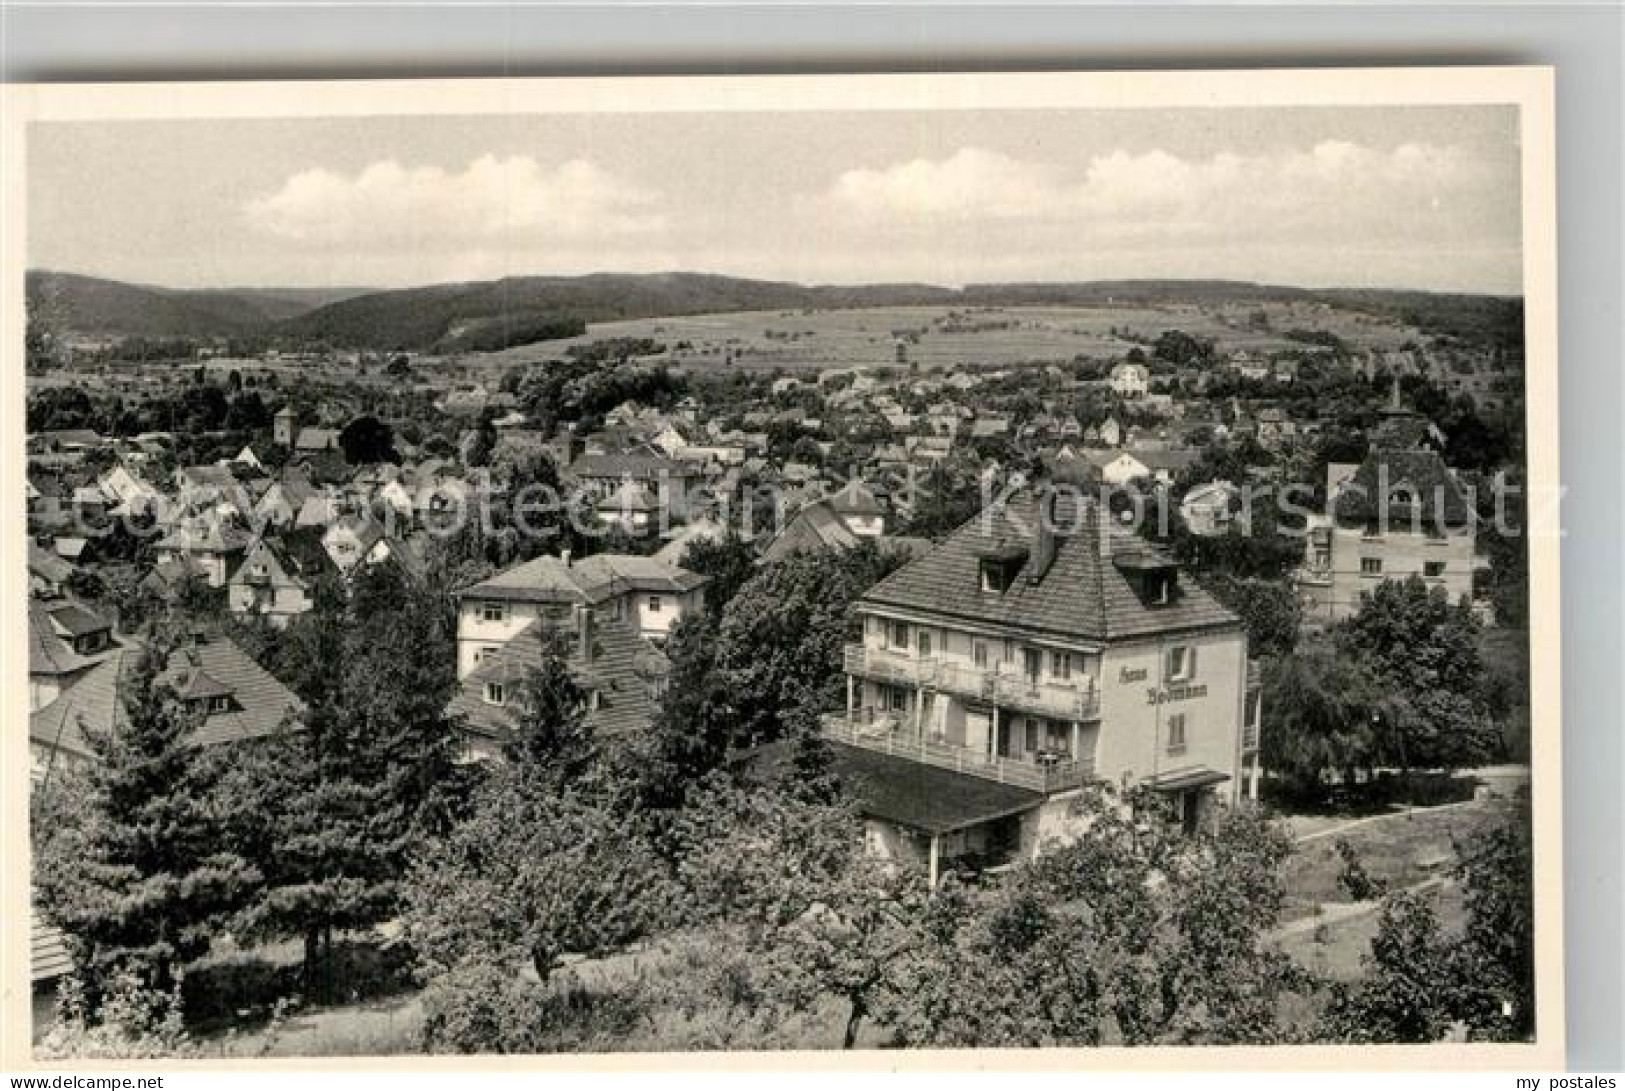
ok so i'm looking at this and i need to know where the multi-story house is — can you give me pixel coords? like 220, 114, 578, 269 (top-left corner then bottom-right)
829, 487, 1263, 884
447, 602, 671, 762
455, 552, 708, 679
30, 628, 304, 784
29, 597, 118, 712
153, 515, 252, 588
1109, 361, 1150, 397
1298, 445, 1480, 622
226, 528, 340, 627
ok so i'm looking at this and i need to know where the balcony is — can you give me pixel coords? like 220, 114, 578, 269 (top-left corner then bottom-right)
843, 644, 1101, 721
821, 711, 1093, 794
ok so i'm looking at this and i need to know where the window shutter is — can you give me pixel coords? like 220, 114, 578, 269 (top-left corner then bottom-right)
1188, 645, 1198, 679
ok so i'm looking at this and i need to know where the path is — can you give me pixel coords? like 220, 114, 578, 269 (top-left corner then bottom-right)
1291, 798, 1489, 845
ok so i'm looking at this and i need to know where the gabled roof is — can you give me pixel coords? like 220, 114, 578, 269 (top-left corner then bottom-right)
461, 552, 708, 606
28, 541, 77, 586
1332, 449, 1474, 527
30, 634, 305, 759
448, 614, 665, 741
29, 598, 116, 677
828, 479, 884, 517
758, 500, 861, 565
859, 490, 1238, 643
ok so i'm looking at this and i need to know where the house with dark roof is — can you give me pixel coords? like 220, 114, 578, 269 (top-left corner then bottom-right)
29, 597, 118, 712
153, 515, 252, 588
831, 487, 1263, 883
455, 552, 708, 679
29, 629, 304, 783
227, 528, 340, 627
1298, 442, 1480, 622
447, 604, 670, 761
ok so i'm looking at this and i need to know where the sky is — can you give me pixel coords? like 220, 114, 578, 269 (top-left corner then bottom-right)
27, 105, 1524, 295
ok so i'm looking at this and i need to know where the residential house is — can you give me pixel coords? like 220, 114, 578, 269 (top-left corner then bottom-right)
1109, 362, 1151, 397
827, 479, 888, 538
1179, 480, 1240, 537
595, 479, 662, 537
454, 552, 709, 678
831, 488, 1262, 884
30, 629, 304, 783
153, 516, 252, 588
29, 597, 118, 712
28, 542, 77, 597
1298, 445, 1479, 621
447, 605, 670, 761
227, 529, 340, 627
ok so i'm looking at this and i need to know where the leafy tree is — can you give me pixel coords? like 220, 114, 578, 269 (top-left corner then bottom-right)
1153, 330, 1215, 368
714, 543, 907, 746
1341, 576, 1496, 771
33, 646, 258, 1007
677, 532, 758, 618
1259, 641, 1388, 800
1205, 574, 1301, 658
1321, 891, 1459, 1043
338, 414, 399, 465
1453, 818, 1535, 1038
465, 415, 497, 469
405, 771, 677, 987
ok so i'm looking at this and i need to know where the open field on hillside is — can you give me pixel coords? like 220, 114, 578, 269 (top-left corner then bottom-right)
473, 300, 1426, 375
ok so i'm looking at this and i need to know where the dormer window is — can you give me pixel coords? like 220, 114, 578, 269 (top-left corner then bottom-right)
484, 682, 505, 706
976, 545, 1027, 593
210, 695, 232, 714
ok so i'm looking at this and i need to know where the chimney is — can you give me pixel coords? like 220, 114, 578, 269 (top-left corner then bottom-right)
1028, 489, 1059, 584
577, 606, 594, 663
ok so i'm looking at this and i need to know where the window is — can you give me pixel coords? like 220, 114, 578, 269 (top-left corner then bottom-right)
1024, 720, 1039, 753
210, 695, 232, 714
887, 686, 907, 713
1045, 721, 1071, 756
481, 601, 505, 623
484, 682, 505, 706
890, 621, 910, 649
1166, 645, 1196, 683
1423, 561, 1446, 578
1050, 651, 1073, 680
973, 641, 988, 669
916, 631, 932, 658
1361, 557, 1383, 576
1167, 713, 1188, 754
648, 595, 663, 613
1022, 648, 1042, 682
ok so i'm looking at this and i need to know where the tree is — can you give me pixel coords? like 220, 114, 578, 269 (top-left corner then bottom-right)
877, 787, 1310, 1047
33, 646, 258, 1008
1153, 330, 1215, 368
504, 631, 596, 785
338, 414, 399, 465
1321, 891, 1459, 1043
215, 575, 467, 998
634, 614, 732, 811
1341, 576, 1496, 771
677, 532, 758, 618
714, 543, 907, 746
1259, 641, 1387, 800
465, 415, 497, 469
405, 771, 678, 988
1205, 575, 1301, 659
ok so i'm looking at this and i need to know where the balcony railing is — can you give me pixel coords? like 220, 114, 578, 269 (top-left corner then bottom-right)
843, 644, 1101, 721
822, 710, 1093, 794
1242, 723, 1260, 752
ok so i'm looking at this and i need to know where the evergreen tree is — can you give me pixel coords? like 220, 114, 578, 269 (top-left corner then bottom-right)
635, 614, 732, 810
34, 646, 258, 1008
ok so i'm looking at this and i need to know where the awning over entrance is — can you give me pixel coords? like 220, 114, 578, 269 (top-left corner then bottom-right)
1146, 766, 1231, 793
824, 741, 1046, 835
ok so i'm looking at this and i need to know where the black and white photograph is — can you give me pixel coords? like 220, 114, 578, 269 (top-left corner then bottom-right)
5, 69, 1562, 1067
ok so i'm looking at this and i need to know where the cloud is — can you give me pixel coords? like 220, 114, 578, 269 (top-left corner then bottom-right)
244, 155, 666, 245
823, 141, 1512, 245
